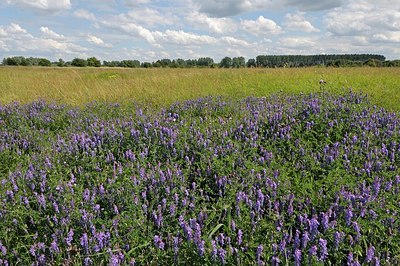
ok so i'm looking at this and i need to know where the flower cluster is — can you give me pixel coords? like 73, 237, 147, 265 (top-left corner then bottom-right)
0, 92, 399, 265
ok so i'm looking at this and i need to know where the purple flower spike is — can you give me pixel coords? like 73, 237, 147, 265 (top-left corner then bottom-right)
153, 235, 165, 250
365, 245, 375, 263
294, 249, 302, 266
257, 244, 264, 266
318, 238, 328, 261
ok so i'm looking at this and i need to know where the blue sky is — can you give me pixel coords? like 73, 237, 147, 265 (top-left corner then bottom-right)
0, 0, 399, 62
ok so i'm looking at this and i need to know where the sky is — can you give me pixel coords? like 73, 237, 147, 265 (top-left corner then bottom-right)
0, 0, 399, 62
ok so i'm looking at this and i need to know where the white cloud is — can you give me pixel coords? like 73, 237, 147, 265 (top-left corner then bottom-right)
99, 20, 160, 44
73, 9, 96, 21
100, 20, 217, 46
325, 11, 371, 36
241, 16, 282, 36
161, 30, 217, 45
372, 32, 400, 43
221, 36, 251, 47
0, 23, 87, 57
284, 12, 319, 32
5, 0, 71, 13
87, 34, 113, 48
40, 26, 66, 40
120, 8, 178, 27
186, 11, 237, 34
278, 37, 316, 49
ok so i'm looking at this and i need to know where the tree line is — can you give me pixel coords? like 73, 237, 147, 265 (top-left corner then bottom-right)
2, 54, 400, 68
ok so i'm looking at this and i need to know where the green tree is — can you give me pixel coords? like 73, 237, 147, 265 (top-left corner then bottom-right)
232, 57, 245, 68
87, 57, 101, 67
71, 58, 88, 67
219, 57, 232, 68
38, 58, 52, 66
246, 58, 256, 68
57, 58, 65, 67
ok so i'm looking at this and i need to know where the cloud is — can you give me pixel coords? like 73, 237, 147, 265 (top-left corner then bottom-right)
241, 16, 282, 36
124, 0, 151, 6
120, 8, 178, 27
73, 9, 96, 21
284, 12, 319, 32
100, 20, 217, 46
40, 26, 66, 40
193, 0, 343, 17
278, 37, 316, 49
161, 30, 217, 45
371, 32, 400, 43
221, 36, 251, 47
87, 34, 113, 48
0, 23, 87, 57
186, 11, 237, 34
283, 0, 343, 11
325, 0, 400, 37
5, 0, 71, 13
193, 0, 252, 17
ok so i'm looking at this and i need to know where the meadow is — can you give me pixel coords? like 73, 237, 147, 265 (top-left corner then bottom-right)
1, 67, 400, 110
0, 67, 400, 265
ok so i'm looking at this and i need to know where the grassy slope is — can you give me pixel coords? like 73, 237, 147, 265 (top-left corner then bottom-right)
1, 66, 399, 110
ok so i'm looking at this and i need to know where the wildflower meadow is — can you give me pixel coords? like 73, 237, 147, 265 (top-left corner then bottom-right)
0, 91, 399, 265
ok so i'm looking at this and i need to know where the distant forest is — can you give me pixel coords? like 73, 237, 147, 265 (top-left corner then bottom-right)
2, 54, 400, 68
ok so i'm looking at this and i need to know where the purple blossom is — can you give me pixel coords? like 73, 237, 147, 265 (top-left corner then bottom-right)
65, 229, 74, 246
237, 229, 243, 246
257, 244, 264, 266
302, 231, 310, 249
345, 207, 353, 226
80, 233, 89, 253
334, 231, 343, 249
294, 249, 302, 266
318, 238, 328, 261
365, 245, 375, 263
218, 248, 227, 265
153, 235, 165, 250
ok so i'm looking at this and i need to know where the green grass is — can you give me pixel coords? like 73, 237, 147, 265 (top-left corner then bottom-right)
1, 66, 399, 110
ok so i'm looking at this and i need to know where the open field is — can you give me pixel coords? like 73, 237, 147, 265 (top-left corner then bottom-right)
1, 67, 400, 110
1, 67, 400, 265
1, 92, 400, 265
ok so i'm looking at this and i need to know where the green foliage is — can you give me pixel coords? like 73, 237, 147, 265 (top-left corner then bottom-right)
87, 57, 101, 67
71, 58, 88, 67
219, 57, 232, 68
38, 58, 51, 67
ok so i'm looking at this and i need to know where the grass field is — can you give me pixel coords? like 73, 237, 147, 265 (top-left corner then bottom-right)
1, 67, 400, 265
1, 67, 399, 110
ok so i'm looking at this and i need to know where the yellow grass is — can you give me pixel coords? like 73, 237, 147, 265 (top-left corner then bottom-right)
1, 66, 399, 110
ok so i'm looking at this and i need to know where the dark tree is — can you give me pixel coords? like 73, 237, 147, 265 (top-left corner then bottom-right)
87, 57, 101, 67
219, 57, 232, 68
71, 58, 88, 67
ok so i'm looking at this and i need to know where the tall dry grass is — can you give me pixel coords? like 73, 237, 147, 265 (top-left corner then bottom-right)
1, 66, 399, 110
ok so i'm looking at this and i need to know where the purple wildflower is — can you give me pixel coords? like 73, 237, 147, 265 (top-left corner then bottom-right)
302, 231, 310, 249
294, 249, 302, 266
257, 244, 264, 266
84, 257, 93, 266
237, 229, 243, 246
80, 233, 89, 253
365, 246, 375, 263
318, 238, 328, 261
153, 235, 165, 250
345, 207, 353, 226
218, 248, 226, 265
65, 229, 74, 246
211, 240, 217, 261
